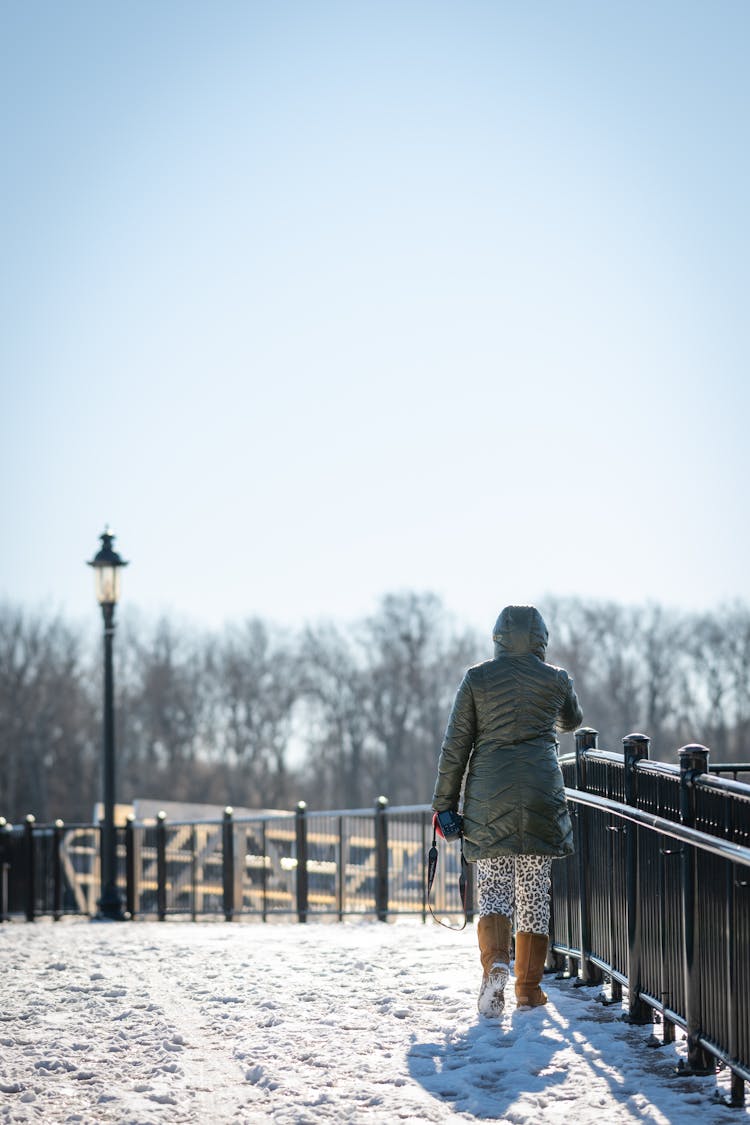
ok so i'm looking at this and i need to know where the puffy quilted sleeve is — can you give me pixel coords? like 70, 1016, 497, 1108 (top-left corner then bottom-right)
556, 671, 583, 732
431, 672, 477, 810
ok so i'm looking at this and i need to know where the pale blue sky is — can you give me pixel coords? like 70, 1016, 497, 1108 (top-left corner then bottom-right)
1, 1, 748, 634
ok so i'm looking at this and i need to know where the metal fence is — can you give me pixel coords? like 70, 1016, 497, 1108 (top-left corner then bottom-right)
551, 730, 750, 1107
0, 800, 468, 925
2, 733, 749, 1105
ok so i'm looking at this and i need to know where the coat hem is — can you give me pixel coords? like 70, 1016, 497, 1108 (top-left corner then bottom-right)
464, 845, 574, 863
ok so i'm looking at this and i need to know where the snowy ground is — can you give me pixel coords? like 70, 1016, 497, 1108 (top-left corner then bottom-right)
0, 918, 746, 1124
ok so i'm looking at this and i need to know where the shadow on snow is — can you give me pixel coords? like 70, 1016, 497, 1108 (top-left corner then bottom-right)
407, 978, 727, 1122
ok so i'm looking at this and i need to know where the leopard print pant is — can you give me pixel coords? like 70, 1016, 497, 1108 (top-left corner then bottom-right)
476, 855, 552, 934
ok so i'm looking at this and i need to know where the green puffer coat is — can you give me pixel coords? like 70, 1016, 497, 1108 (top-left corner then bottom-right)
432, 605, 582, 862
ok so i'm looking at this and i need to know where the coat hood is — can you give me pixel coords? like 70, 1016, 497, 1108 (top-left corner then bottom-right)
492, 605, 548, 659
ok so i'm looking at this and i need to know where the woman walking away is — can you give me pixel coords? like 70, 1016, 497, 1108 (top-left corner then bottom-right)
432, 605, 582, 1017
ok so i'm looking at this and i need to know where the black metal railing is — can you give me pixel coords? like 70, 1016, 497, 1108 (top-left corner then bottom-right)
0, 800, 468, 926
2, 733, 749, 1106
552, 730, 750, 1107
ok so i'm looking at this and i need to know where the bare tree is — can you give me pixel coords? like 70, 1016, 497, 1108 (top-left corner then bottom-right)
545, 597, 640, 751
297, 594, 479, 807
1, 595, 747, 823
0, 606, 97, 822
297, 622, 377, 808
359, 592, 479, 803
209, 619, 299, 809
725, 603, 750, 758
116, 616, 212, 803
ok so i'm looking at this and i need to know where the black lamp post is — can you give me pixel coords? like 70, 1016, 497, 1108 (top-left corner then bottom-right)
88, 527, 128, 920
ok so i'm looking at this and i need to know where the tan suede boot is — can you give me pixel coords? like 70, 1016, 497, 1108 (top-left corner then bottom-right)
513, 931, 549, 1008
477, 914, 512, 1016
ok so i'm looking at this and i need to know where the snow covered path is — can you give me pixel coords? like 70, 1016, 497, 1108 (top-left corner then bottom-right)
0, 918, 745, 1123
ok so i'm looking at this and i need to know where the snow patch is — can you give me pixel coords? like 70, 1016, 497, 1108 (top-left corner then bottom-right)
0, 918, 745, 1123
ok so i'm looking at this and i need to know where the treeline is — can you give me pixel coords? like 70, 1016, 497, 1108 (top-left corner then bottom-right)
1, 594, 748, 823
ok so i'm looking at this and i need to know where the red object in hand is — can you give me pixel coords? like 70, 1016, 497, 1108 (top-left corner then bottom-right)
432, 811, 445, 839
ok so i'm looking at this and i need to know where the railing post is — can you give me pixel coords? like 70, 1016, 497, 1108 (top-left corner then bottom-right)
678, 743, 715, 1074
0, 819, 10, 922
222, 806, 235, 922
546, 886, 567, 973
623, 733, 651, 1023
599, 746, 623, 1002
724, 778, 744, 1105
337, 815, 344, 922
295, 801, 308, 924
574, 726, 597, 791
655, 773, 675, 1041
25, 815, 36, 923
53, 820, 64, 921
261, 820, 268, 923
375, 796, 389, 922
574, 727, 601, 985
125, 815, 136, 919
156, 810, 167, 922
190, 826, 197, 923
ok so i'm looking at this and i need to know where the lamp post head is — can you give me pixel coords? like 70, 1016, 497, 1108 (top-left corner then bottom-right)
87, 527, 129, 606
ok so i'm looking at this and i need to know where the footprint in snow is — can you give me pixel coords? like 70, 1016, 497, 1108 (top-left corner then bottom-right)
245, 1065, 280, 1090
162, 1038, 184, 1052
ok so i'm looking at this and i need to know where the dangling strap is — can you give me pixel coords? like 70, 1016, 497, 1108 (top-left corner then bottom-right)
426, 822, 469, 932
